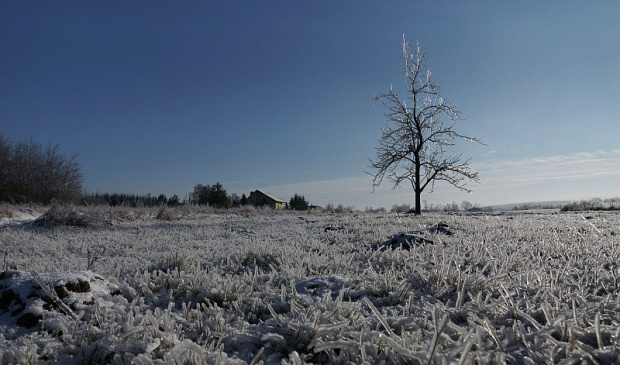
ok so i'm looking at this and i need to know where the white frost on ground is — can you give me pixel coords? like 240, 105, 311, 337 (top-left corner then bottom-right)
0, 206, 42, 226
0, 208, 618, 363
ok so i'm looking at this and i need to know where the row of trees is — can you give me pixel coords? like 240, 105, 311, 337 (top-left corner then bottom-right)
0, 136, 82, 204
83, 193, 181, 207
387, 200, 493, 213
561, 198, 620, 212
425, 201, 493, 213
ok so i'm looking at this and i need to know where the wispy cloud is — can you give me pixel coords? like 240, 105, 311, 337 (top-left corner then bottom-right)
261, 149, 620, 209
474, 149, 620, 187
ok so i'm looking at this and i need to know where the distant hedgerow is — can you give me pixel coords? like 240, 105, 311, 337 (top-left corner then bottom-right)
560, 198, 620, 212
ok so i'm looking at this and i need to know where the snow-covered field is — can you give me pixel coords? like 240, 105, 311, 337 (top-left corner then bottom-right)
0, 206, 619, 364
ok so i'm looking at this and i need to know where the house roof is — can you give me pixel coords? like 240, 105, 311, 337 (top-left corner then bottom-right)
254, 190, 285, 203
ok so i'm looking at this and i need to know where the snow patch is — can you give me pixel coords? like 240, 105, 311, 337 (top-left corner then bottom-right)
0, 270, 126, 339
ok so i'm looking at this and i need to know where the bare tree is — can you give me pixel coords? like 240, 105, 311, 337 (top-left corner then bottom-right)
461, 200, 473, 211
367, 36, 483, 214
0, 136, 82, 204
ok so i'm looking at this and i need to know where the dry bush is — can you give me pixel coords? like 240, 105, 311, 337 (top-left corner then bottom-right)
177, 204, 214, 216
0, 204, 15, 219
31, 204, 111, 228
154, 205, 187, 221
325, 203, 353, 214
0, 136, 82, 204
230, 204, 258, 215
108, 205, 153, 222
177, 204, 282, 217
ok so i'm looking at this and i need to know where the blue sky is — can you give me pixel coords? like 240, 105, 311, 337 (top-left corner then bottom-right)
2, 1, 619, 209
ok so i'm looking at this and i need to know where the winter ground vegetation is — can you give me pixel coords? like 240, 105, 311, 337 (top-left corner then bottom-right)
0, 205, 619, 364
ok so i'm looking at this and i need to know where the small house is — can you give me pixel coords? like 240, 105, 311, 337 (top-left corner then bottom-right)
247, 190, 286, 210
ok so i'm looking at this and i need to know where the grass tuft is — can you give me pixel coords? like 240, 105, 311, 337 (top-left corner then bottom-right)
30, 204, 111, 228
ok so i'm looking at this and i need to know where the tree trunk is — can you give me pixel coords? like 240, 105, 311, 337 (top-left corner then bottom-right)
413, 154, 422, 215
414, 189, 421, 215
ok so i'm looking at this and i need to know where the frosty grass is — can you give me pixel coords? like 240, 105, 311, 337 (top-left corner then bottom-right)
0, 207, 619, 364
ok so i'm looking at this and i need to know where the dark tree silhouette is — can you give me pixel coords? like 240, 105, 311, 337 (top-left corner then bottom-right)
192, 182, 230, 208
0, 136, 82, 204
289, 194, 309, 211
367, 36, 483, 214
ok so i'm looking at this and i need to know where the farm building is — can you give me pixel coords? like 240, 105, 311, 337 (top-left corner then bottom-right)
247, 190, 286, 210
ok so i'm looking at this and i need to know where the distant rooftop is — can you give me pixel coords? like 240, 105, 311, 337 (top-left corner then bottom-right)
255, 189, 285, 203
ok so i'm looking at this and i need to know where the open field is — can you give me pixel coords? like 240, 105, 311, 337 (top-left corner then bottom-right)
0, 206, 619, 364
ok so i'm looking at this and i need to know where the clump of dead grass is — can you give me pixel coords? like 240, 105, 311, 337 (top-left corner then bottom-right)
30, 204, 111, 228
155, 205, 177, 221
0, 204, 15, 219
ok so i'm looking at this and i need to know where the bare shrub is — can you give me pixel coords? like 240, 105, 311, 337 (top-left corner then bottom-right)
231, 204, 258, 215
109, 206, 137, 222
30, 204, 110, 228
325, 203, 352, 214
0, 136, 82, 204
108, 205, 155, 222
0, 204, 15, 219
335, 204, 353, 214
155, 205, 176, 221
390, 203, 411, 213
179, 204, 215, 216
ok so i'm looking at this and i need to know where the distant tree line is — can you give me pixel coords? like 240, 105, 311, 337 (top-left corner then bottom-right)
325, 203, 353, 214
0, 135, 82, 204
83, 192, 181, 207
511, 203, 557, 211
83, 184, 319, 211
386, 200, 493, 213
364, 206, 387, 213
561, 197, 620, 212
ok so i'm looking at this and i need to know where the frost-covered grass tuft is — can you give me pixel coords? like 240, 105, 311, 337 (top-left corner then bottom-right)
0, 209, 619, 363
29, 204, 111, 228
0, 204, 16, 219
